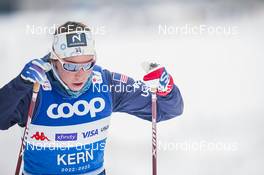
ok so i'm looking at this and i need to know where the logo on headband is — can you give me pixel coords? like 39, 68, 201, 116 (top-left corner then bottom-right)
66, 33, 87, 47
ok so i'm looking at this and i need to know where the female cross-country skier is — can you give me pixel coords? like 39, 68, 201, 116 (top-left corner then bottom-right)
0, 21, 183, 175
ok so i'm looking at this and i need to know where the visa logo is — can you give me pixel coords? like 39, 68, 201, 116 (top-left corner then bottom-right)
82, 129, 98, 138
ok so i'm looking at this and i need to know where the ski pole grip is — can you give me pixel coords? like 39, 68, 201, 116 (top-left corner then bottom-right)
33, 82, 40, 93
150, 87, 157, 94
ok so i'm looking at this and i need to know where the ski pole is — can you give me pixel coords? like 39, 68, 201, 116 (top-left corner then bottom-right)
151, 88, 157, 175
15, 82, 40, 175
141, 62, 159, 175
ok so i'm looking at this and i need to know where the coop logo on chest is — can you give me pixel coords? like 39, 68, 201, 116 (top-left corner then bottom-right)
47, 98, 105, 119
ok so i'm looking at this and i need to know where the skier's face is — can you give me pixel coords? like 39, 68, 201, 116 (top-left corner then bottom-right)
53, 55, 95, 91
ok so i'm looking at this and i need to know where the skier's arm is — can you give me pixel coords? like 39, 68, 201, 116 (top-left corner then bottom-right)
0, 58, 51, 130
0, 76, 33, 130
104, 69, 183, 122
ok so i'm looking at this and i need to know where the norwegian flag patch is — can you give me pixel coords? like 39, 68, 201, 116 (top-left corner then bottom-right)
112, 73, 128, 83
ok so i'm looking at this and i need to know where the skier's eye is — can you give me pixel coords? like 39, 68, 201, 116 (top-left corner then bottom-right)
62, 61, 95, 72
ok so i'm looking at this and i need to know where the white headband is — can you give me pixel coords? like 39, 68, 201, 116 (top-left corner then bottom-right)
51, 31, 95, 59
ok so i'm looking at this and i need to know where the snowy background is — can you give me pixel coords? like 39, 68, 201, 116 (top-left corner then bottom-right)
0, 0, 264, 174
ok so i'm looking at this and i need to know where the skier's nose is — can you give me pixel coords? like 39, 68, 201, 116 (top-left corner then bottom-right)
75, 68, 85, 77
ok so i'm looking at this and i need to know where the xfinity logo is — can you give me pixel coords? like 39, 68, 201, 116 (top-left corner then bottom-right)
55, 133, 77, 141
47, 98, 105, 119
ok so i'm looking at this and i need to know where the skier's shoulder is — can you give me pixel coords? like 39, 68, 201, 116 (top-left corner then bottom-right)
93, 65, 110, 77
93, 65, 133, 85
92, 65, 112, 85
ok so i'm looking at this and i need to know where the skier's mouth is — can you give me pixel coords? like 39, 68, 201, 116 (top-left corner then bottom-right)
72, 82, 84, 87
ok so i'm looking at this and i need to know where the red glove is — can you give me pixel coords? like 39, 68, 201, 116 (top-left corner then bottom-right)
143, 63, 174, 96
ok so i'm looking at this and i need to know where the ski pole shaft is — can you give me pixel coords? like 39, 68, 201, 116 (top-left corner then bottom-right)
15, 82, 40, 175
151, 89, 157, 175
